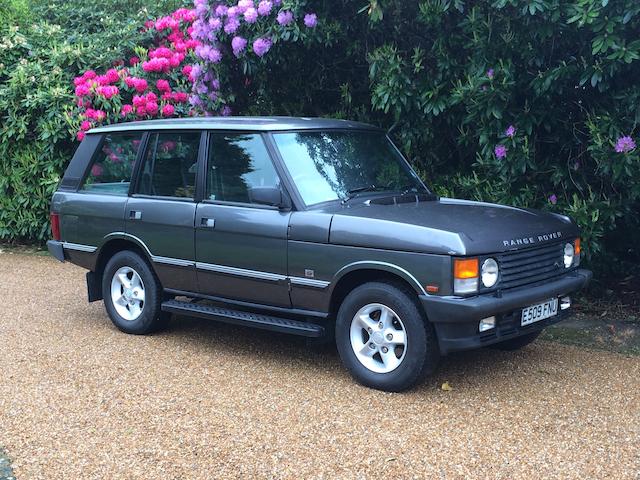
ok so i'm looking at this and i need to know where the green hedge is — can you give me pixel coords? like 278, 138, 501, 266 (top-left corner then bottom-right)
0, 0, 184, 241
1, 0, 639, 279
223, 0, 640, 276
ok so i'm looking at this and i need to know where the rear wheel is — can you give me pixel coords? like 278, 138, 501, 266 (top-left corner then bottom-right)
335, 282, 440, 392
492, 331, 541, 351
102, 250, 166, 334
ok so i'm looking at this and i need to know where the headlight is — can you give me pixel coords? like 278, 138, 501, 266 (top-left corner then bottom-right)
563, 242, 574, 268
481, 258, 499, 287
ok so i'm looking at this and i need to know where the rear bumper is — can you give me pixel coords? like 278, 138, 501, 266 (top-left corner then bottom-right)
47, 240, 65, 262
420, 269, 592, 354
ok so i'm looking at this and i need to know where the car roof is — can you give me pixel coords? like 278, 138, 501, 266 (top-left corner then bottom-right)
87, 116, 382, 134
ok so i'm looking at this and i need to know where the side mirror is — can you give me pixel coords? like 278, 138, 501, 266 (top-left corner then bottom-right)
248, 186, 292, 210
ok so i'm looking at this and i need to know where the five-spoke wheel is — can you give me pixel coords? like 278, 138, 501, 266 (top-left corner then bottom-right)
110, 266, 146, 321
349, 303, 407, 373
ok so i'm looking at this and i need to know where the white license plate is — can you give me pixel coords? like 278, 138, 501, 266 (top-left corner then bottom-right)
521, 298, 558, 326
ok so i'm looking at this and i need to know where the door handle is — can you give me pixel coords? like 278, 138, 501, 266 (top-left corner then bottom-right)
200, 217, 215, 228
129, 210, 142, 220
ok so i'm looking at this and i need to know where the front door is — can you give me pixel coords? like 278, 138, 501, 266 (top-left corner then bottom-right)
126, 130, 203, 292
195, 132, 291, 307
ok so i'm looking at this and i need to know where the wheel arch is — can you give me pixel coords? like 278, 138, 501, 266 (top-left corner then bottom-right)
90, 234, 155, 300
327, 262, 427, 318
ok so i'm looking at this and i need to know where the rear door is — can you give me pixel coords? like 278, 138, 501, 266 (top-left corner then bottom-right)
125, 130, 204, 292
195, 132, 291, 307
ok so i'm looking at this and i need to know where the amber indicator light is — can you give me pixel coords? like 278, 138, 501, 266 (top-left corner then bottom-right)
454, 258, 479, 279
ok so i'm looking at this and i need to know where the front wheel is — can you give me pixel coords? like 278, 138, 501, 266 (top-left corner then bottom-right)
335, 282, 440, 392
102, 250, 166, 334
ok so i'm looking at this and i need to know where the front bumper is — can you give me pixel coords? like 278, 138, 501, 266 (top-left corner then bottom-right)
420, 268, 592, 354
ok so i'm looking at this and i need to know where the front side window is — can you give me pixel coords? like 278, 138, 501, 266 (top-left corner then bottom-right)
137, 131, 200, 198
81, 132, 143, 195
207, 133, 281, 203
272, 131, 427, 206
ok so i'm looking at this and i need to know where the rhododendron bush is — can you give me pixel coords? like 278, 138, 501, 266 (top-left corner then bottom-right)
71, 8, 198, 140
3, 0, 640, 277
185, 0, 318, 115
0, 0, 186, 242
70, 1, 320, 135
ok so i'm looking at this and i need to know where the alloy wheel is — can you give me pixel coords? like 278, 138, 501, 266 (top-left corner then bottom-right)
349, 303, 407, 373
110, 266, 146, 321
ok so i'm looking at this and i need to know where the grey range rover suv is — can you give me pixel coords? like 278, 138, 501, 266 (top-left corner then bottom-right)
48, 117, 592, 391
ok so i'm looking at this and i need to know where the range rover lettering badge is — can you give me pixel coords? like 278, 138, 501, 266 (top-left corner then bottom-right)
503, 231, 562, 247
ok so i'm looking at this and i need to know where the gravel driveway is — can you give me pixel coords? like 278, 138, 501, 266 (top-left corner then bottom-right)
0, 253, 638, 479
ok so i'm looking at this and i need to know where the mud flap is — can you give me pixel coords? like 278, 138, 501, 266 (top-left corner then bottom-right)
86, 271, 103, 302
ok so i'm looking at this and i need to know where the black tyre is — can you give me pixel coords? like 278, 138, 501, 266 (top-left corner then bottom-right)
492, 331, 541, 351
102, 250, 166, 334
335, 281, 440, 392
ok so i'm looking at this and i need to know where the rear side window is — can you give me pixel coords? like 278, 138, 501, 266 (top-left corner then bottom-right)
137, 132, 200, 199
207, 133, 280, 203
81, 132, 143, 195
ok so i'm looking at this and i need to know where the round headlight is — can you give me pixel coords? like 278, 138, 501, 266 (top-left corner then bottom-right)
563, 242, 574, 268
481, 258, 499, 288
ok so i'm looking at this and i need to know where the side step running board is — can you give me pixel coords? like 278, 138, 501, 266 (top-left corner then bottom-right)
161, 299, 326, 338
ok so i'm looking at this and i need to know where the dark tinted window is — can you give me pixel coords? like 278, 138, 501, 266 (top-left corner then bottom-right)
81, 132, 143, 195
207, 133, 280, 203
137, 132, 200, 198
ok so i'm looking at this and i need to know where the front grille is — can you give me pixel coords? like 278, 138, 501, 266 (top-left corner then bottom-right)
496, 241, 566, 290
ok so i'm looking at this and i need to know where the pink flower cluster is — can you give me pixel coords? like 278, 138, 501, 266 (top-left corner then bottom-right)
73, 7, 199, 141
142, 45, 195, 73
73, 69, 123, 97
129, 91, 178, 117
124, 76, 149, 93
152, 8, 197, 31
96, 85, 119, 99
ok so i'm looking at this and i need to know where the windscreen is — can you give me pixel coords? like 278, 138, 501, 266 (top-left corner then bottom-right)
272, 131, 427, 206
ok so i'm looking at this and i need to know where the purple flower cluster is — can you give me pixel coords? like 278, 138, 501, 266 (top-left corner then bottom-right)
195, 44, 222, 63
188, 0, 319, 115
257, 1, 272, 16
494, 144, 507, 159
252, 37, 271, 57
615, 135, 636, 153
244, 7, 258, 23
277, 10, 293, 25
505, 125, 516, 138
232, 36, 247, 57
304, 13, 317, 28
224, 17, 240, 34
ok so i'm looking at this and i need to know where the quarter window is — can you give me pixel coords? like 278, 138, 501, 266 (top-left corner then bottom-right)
137, 132, 200, 198
207, 133, 281, 204
81, 132, 143, 195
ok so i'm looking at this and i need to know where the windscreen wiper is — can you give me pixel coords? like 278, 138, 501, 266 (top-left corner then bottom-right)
342, 184, 437, 204
341, 185, 386, 203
